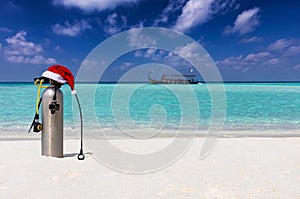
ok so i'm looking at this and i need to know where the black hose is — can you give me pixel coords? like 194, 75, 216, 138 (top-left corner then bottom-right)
28, 97, 42, 133
74, 93, 85, 160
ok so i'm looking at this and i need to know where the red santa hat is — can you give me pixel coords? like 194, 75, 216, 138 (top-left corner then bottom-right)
42, 64, 76, 94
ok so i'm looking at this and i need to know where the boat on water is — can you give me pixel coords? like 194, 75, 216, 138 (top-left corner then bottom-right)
148, 71, 199, 84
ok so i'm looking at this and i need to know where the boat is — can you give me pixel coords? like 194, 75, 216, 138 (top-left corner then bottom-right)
148, 71, 199, 84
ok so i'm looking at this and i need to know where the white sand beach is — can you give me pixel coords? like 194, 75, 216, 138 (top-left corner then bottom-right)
0, 137, 299, 199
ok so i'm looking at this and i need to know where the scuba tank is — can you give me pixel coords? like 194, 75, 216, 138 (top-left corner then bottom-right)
28, 65, 85, 160
41, 82, 63, 158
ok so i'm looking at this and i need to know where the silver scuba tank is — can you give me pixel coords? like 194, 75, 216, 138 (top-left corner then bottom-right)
41, 83, 63, 158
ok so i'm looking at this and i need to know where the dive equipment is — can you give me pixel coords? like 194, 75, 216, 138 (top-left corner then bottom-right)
74, 93, 85, 160
41, 81, 63, 158
28, 78, 48, 133
29, 65, 85, 160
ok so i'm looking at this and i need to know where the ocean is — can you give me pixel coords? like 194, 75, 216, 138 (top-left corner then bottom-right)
0, 83, 300, 137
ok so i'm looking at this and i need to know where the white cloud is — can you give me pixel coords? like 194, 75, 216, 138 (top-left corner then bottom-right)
154, 0, 185, 26
53, 0, 141, 12
294, 64, 300, 70
285, 45, 300, 56
119, 62, 134, 70
218, 38, 300, 71
134, 50, 143, 57
264, 58, 279, 65
145, 49, 166, 61
104, 13, 127, 35
133, 49, 167, 62
224, 7, 260, 35
3, 31, 56, 64
218, 51, 273, 70
6, 55, 24, 63
81, 59, 98, 69
29, 55, 56, 64
267, 38, 294, 51
173, 0, 214, 32
4, 31, 42, 56
244, 52, 271, 62
267, 38, 300, 57
173, 0, 238, 32
163, 52, 191, 67
174, 42, 203, 63
240, 36, 263, 43
145, 48, 158, 58
6, 55, 56, 64
52, 20, 91, 36
216, 55, 243, 66
0, 27, 13, 33
127, 29, 157, 48
129, 21, 144, 29
54, 45, 63, 52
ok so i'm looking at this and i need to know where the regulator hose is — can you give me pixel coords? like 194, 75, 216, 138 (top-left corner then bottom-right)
28, 79, 48, 133
74, 93, 85, 160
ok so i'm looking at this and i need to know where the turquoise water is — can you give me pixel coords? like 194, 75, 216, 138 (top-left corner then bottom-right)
0, 83, 300, 137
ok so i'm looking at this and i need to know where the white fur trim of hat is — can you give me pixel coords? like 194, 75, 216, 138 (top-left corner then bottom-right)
42, 70, 67, 84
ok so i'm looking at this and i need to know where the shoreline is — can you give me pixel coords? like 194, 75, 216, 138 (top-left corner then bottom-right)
1, 129, 300, 140
1, 134, 300, 141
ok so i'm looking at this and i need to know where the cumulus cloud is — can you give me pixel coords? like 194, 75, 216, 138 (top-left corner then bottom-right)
267, 38, 300, 56
129, 21, 144, 30
285, 45, 300, 56
154, 0, 186, 26
6, 55, 56, 64
53, 0, 141, 12
173, 42, 215, 67
81, 59, 98, 69
267, 38, 294, 51
3, 31, 56, 64
119, 62, 134, 70
218, 37, 300, 72
224, 7, 260, 35
127, 29, 157, 48
173, 0, 214, 32
144, 48, 156, 58
217, 51, 274, 71
104, 13, 127, 35
216, 55, 243, 66
173, 0, 238, 32
264, 58, 279, 65
52, 20, 91, 36
4, 31, 42, 56
134, 48, 167, 62
174, 42, 202, 61
244, 52, 271, 62
134, 50, 143, 57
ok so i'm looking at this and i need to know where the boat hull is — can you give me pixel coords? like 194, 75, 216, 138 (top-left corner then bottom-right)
148, 72, 199, 84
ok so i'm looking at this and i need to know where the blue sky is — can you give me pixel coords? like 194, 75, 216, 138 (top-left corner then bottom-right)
0, 0, 299, 81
